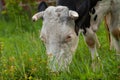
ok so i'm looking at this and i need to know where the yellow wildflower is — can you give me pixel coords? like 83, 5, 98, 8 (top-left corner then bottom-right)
28, 76, 32, 80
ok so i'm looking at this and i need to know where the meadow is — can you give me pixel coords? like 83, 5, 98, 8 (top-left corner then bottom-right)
0, 16, 120, 80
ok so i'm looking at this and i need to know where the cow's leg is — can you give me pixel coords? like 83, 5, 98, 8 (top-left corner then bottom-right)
110, 27, 120, 62
111, 27, 120, 53
104, 13, 115, 50
109, 34, 114, 50
83, 28, 102, 71
106, 11, 120, 53
108, 11, 120, 60
87, 25, 101, 48
84, 28, 99, 60
94, 33, 101, 48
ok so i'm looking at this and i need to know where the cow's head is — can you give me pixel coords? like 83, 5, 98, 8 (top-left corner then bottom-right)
89, 0, 105, 32
32, 6, 79, 71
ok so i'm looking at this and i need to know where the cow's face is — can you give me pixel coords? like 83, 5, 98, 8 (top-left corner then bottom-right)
32, 6, 79, 71
90, 0, 110, 32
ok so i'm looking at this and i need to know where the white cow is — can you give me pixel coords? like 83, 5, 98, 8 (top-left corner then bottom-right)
33, 6, 79, 71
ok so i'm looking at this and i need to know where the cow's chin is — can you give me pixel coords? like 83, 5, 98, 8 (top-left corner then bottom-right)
47, 39, 79, 72
47, 49, 78, 72
47, 50, 74, 72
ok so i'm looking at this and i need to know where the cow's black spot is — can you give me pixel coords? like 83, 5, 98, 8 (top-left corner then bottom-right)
94, 15, 97, 21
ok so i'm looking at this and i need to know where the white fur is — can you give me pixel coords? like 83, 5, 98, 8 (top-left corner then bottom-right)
33, 6, 79, 71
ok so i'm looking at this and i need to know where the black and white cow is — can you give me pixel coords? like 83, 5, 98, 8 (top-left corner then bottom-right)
90, 0, 120, 53
32, 0, 104, 71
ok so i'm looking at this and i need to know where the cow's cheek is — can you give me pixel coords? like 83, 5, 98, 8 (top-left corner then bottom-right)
69, 36, 79, 53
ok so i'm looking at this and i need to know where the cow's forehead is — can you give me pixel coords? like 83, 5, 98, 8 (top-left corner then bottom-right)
41, 6, 75, 38
43, 6, 69, 20
42, 21, 73, 36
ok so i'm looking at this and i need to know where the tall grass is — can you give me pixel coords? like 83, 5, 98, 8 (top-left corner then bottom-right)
0, 18, 120, 80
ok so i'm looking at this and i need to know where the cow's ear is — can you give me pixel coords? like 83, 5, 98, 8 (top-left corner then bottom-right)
38, 1, 48, 12
69, 10, 79, 20
32, 11, 44, 22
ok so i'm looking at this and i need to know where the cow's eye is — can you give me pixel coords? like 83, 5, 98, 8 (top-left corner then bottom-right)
65, 35, 72, 42
94, 15, 97, 21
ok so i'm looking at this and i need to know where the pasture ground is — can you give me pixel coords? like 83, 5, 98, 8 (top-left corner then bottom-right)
0, 19, 120, 80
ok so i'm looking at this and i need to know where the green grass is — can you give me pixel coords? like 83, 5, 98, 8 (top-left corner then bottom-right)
0, 19, 120, 80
